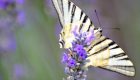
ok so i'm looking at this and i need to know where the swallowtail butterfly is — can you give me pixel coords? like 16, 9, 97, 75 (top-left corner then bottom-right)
52, 0, 135, 76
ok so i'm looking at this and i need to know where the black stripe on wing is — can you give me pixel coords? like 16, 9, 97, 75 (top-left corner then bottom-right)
108, 42, 130, 61
87, 37, 108, 52
111, 45, 119, 49
87, 21, 93, 31
60, 0, 64, 16
60, 0, 95, 31
108, 41, 115, 47
79, 24, 83, 32
109, 52, 126, 59
70, 4, 76, 23
119, 57, 130, 60
83, 15, 88, 23
68, 1, 71, 11
80, 11, 83, 20
115, 66, 135, 72
67, 0, 91, 31
91, 45, 109, 55
79, 14, 93, 32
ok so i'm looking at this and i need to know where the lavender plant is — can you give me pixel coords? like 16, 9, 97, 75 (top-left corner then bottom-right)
61, 26, 95, 80
0, 0, 25, 53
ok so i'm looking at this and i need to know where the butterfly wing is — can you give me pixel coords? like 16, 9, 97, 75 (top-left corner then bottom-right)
52, 0, 95, 48
85, 34, 135, 76
53, 0, 135, 76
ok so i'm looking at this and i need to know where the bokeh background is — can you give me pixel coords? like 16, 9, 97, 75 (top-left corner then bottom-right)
0, 0, 140, 80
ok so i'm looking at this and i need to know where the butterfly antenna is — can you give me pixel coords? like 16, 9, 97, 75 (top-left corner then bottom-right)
95, 10, 102, 27
94, 10, 120, 30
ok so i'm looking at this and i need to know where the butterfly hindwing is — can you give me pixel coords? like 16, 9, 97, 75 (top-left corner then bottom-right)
85, 35, 135, 76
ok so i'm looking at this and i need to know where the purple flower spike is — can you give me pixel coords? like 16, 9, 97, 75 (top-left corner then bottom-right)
16, 0, 24, 4
0, 0, 14, 9
78, 50, 87, 60
14, 64, 25, 76
17, 11, 26, 25
72, 25, 79, 37
85, 30, 95, 45
68, 58, 76, 68
74, 44, 84, 53
85, 34, 95, 45
74, 44, 87, 60
0, 1, 6, 9
62, 25, 95, 79
62, 53, 69, 63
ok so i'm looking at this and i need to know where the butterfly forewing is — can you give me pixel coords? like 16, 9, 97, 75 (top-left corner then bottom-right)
52, 0, 95, 48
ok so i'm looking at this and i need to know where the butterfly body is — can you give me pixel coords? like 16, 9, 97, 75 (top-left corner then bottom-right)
52, 0, 135, 77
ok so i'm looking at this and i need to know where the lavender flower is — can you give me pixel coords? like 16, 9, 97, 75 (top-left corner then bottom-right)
0, 0, 14, 10
0, 0, 25, 53
68, 58, 76, 68
62, 50, 87, 80
73, 44, 87, 60
16, 10, 25, 25
72, 25, 95, 46
13, 64, 27, 80
62, 53, 69, 63
0, 0, 25, 25
61, 25, 95, 80
74, 44, 84, 53
16, 0, 24, 4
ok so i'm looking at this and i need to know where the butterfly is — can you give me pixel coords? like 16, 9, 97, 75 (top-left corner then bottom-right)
52, 0, 135, 76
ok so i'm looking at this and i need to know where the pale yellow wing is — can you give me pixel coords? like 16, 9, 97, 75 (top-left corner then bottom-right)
85, 34, 135, 76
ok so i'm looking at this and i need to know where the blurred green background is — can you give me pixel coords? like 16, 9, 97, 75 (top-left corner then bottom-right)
0, 0, 140, 80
